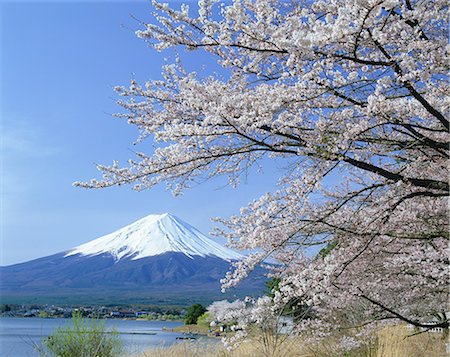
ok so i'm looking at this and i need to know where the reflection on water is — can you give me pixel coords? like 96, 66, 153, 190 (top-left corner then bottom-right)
0, 317, 187, 357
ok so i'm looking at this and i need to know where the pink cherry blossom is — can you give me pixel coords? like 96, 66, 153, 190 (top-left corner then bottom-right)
75, 0, 449, 340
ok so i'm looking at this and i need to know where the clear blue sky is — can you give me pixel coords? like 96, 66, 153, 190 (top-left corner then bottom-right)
1, 0, 280, 266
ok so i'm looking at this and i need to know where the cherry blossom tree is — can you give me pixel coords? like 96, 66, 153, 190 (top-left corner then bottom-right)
208, 297, 290, 355
76, 0, 449, 336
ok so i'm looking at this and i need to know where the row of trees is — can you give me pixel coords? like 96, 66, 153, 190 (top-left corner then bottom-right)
76, 0, 448, 345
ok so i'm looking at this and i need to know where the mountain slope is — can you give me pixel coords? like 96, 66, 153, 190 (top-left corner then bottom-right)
0, 214, 264, 305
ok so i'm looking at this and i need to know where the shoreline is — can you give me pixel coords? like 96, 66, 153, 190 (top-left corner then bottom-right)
0, 315, 183, 323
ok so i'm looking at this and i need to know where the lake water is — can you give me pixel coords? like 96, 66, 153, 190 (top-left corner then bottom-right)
0, 317, 196, 356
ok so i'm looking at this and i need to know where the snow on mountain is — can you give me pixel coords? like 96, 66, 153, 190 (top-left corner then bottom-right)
65, 213, 243, 261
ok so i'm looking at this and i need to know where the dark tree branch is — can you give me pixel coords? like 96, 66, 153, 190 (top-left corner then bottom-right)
359, 292, 449, 329
342, 156, 449, 192
368, 31, 449, 130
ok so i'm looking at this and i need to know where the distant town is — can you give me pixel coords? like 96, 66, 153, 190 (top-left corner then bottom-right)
0, 303, 184, 321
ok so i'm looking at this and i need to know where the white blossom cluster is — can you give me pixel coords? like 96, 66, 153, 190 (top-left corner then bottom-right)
207, 297, 277, 349
75, 0, 449, 339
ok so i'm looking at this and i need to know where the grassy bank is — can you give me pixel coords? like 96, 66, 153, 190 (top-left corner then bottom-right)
167, 324, 210, 335
132, 325, 448, 357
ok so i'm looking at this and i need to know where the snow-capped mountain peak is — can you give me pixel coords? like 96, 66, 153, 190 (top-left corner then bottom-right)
65, 213, 243, 261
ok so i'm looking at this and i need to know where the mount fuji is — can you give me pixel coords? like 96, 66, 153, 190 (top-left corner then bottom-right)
65, 213, 243, 262
0, 214, 264, 305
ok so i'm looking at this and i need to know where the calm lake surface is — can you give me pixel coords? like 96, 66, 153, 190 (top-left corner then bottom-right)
0, 317, 192, 357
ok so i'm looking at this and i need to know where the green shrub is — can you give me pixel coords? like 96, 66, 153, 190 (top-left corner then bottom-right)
184, 304, 206, 325
39, 312, 122, 357
197, 312, 212, 328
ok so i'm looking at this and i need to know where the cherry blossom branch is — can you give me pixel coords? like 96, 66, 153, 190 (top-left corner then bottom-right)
358, 292, 449, 329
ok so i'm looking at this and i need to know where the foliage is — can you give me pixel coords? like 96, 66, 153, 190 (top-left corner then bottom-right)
0, 304, 11, 313
317, 241, 339, 258
77, 0, 449, 344
38, 311, 49, 318
197, 312, 213, 328
40, 311, 122, 357
265, 278, 281, 300
184, 304, 207, 325
265, 278, 308, 323
138, 313, 180, 321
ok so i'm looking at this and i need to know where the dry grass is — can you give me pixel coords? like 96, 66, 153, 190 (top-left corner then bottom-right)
131, 338, 368, 357
169, 324, 211, 335
131, 341, 222, 357
132, 325, 448, 357
376, 325, 448, 357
